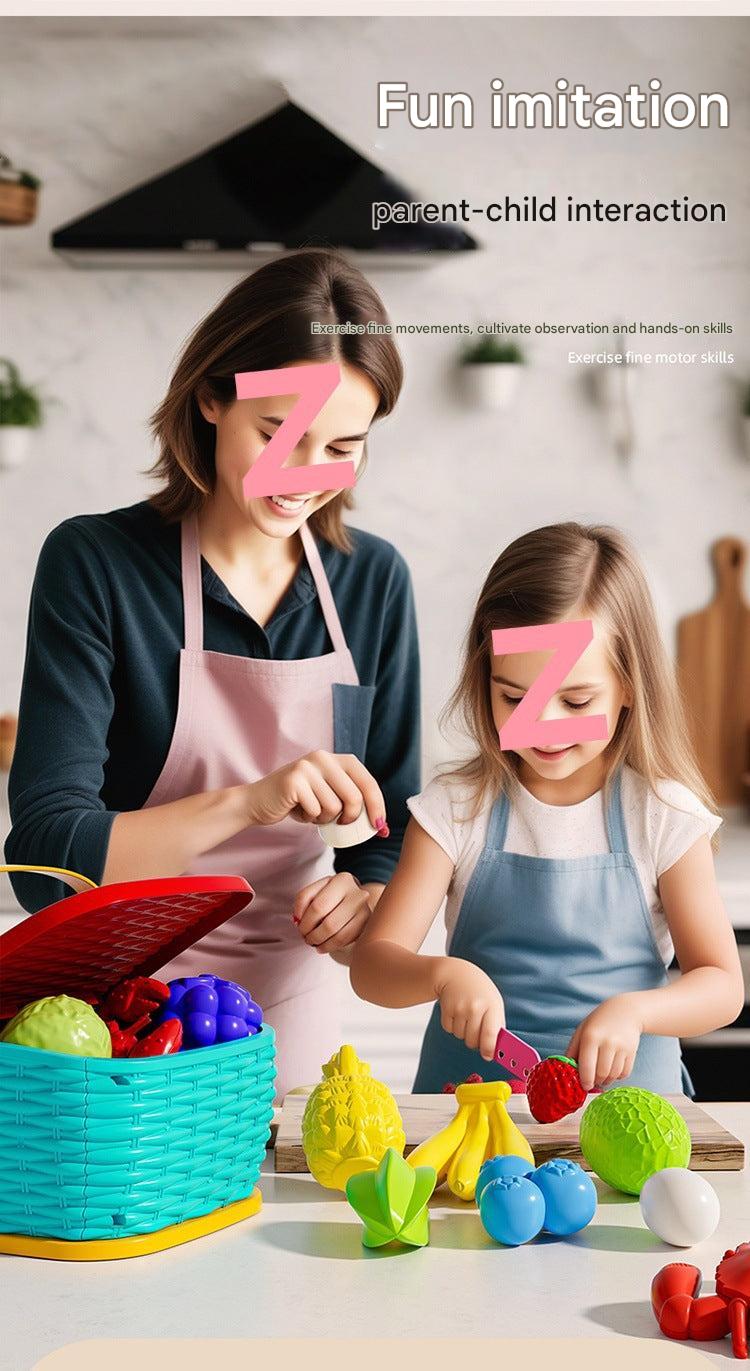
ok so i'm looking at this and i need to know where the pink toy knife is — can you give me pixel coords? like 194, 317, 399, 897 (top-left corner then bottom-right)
494, 1028, 541, 1087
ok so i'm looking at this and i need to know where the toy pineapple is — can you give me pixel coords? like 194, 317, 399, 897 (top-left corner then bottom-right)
302, 1044, 406, 1190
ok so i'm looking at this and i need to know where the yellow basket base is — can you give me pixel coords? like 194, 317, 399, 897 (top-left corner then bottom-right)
0, 1188, 262, 1261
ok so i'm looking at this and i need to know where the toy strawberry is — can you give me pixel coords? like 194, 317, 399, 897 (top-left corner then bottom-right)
526, 1055, 587, 1123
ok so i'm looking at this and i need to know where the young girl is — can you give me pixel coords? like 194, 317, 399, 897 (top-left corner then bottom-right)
351, 522, 743, 1095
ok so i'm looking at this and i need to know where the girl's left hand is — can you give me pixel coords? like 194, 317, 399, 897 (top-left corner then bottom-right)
292, 873, 373, 954
566, 994, 644, 1092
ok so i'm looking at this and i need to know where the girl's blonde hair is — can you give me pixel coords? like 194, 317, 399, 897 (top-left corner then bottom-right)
443, 522, 717, 818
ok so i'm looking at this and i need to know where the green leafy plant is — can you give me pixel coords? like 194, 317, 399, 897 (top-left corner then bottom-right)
18, 171, 41, 190
0, 359, 43, 427
462, 336, 526, 365
743, 382, 750, 418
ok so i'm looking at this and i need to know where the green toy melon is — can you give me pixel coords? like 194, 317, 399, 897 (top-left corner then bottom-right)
579, 1086, 691, 1195
0, 995, 111, 1058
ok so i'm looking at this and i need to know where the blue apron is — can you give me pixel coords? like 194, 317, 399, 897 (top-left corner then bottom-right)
413, 772, 689, 1095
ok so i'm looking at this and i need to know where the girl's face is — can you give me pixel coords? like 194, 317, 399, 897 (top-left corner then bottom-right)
490, 614, 631, 785
198, 359, 379, 537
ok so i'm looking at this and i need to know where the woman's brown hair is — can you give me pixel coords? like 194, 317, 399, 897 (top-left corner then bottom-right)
148, 249, 403, 551
442, 522, 718, 821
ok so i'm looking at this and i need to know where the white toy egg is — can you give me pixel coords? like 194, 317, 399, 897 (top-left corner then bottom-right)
639, 1167, 720, 1247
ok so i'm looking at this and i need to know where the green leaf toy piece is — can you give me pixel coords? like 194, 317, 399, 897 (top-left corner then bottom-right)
346, 1147, 437, 1249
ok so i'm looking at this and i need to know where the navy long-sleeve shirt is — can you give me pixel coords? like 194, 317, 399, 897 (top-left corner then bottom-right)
6, 500, 421, 912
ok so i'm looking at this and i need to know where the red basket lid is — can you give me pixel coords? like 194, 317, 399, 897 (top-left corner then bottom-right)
0, 875, 254, 1020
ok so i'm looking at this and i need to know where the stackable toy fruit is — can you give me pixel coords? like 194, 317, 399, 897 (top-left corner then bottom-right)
532, 1158, 598, 1235
651, 1245, 750, 1358
476, 1154, 535, 1204
346, 1147, 437, 1249
0, 995, 111, 1058
478, 1156, 597, 1246
479, 1175, 546, 1246
527, 1055, 587, 1123
302, 1045, 406, 1191
155, 974, 263, 1049
580, 1086, 691, 1195
640, 1168, 721, 1247
407, 1079, 534, 1202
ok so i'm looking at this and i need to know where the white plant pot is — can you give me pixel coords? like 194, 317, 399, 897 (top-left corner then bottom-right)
461, 363, 523, 411
0, 426, 32, 470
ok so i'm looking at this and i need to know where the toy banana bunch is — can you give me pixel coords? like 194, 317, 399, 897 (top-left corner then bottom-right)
407, 1079, 535, 1202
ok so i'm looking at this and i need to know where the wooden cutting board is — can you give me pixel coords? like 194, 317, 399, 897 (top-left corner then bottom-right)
274, 1092, 745, 1172
677, 536, 750, 804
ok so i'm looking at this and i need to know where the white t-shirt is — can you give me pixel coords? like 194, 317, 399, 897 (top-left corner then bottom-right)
407, 767, 721, 967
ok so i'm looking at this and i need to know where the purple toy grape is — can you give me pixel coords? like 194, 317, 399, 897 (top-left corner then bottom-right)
156, 973, 263, 1049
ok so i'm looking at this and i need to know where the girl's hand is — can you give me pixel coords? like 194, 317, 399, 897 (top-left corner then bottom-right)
293, 873, 373, 954
245, 751, 385, 831
434, 958, 505, 1062
566, 994, 643, 1092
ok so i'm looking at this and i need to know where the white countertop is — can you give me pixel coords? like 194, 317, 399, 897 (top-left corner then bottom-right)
4, 1103, 749, 1371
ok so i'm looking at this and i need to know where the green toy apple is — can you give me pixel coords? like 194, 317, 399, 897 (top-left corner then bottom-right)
0, 995, 112, 1057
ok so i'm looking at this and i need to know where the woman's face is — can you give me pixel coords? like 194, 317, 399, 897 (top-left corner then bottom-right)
199, 359, 380, 538
489, 614, 631, 785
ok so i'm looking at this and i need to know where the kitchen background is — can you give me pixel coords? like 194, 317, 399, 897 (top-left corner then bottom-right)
1, 15, 748, 1093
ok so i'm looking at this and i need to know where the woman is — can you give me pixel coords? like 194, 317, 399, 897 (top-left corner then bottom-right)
6, 249, 420, 1097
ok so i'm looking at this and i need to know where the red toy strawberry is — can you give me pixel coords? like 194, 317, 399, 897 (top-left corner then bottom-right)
526, 1054, 587, 1123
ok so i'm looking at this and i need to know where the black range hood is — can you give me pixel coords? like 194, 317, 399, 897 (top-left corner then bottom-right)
51, 100, 479, 268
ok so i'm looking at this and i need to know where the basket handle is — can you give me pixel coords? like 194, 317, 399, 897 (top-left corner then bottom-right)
0, 863, 98, 894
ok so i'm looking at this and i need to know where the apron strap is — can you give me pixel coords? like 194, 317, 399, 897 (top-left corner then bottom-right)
180, 516, 204, 651
604, 769, 628, 854
300, 522, 348, 656
485, 788, 511, 850
180, 517, 348, 657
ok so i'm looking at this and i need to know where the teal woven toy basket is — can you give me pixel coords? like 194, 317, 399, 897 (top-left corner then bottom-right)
0, 871, 276, 1253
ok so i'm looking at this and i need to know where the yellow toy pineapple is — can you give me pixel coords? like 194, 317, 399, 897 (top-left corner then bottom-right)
302, 1045, 406, 1191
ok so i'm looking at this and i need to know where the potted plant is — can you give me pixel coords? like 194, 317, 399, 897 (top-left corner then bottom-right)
460, 336, 526, 409
0, 359, 43, 469
0, 153, 41, 226
743, 381, 750, 459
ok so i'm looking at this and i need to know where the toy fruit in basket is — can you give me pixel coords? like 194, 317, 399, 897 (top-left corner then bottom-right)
407, 1079, 534, 1202
100, 975, 180, 1057
580, 1086, 691, 1195
0, 995, 111, 1058
156, 974, 263, 1049
527, 1055, 587, 1123
346, 1147, 437, 1249
302, 1044, 406, 1191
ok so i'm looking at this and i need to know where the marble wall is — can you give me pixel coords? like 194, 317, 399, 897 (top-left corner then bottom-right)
2, 13, 750, 775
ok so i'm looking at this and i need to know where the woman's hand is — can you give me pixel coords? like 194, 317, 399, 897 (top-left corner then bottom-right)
434, 957, 505, 1062
566, 994, 643, 1092
293, 873, 374, 954
245, 750, 386, 830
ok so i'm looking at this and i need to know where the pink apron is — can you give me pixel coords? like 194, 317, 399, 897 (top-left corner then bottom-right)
149, 515, 362, 1100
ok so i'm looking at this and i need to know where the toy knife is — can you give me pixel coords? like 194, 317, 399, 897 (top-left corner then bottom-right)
494, 1028, 541, 1083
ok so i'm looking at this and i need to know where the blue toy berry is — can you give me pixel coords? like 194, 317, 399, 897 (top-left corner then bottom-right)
478, 1174, 546, 1246
476, 1154, 536, 1206
156, 974, 263, 1049
532, 1158, 597, 1236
